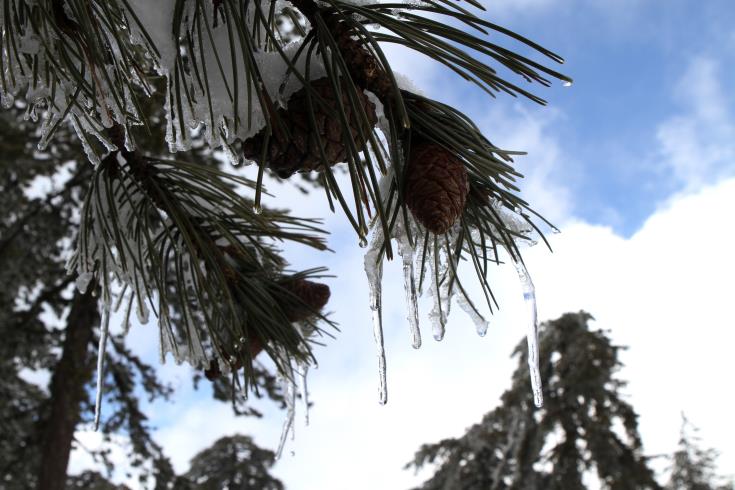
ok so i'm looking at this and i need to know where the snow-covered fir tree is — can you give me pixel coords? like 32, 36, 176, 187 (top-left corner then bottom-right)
179, 435, 285, 490
407, 312, 662, 490
666, 415, 734, 490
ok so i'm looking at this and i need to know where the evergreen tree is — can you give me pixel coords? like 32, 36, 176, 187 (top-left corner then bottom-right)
66, 471, 131, 490
666, 415, 734, 490
0, 99, 288, 488
407, 312, 661, 490
62, 435, 287, 490
180, 435, 285, 490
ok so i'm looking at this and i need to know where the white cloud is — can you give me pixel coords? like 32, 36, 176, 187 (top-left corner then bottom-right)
656, 57, 735, 188
524, 178, 735, 478
122, 176, 735, 490
479, 105, 575, 225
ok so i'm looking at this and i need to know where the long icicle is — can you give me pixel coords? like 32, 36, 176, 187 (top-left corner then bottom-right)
276, 370, 297, 459
365, 232, 388, 405
429, 235, 447, 341
94, 307, 111, 430
400, 237, 421, 349
514, 260, 544, 408
300, 364, 310, 426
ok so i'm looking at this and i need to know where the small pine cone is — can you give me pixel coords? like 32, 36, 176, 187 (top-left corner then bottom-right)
330, 19, 393, 100
243, 78, 377, 178
279, 278, 331, 322
404, 142, 469, 234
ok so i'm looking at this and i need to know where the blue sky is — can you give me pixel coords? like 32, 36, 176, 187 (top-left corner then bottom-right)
438, 0, 735, 235
68, 1, 735, 488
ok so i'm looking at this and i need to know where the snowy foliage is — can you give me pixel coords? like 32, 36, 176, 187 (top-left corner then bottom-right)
2, 0, 571, 420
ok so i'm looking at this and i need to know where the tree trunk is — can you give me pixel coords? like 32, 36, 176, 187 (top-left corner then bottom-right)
37, 290, 99, 490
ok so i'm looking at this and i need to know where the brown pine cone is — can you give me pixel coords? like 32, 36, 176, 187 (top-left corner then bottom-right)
203, 359, 222, 380
279, 278, 331, 322
404, 141, 469, 234
288, 0, 393, 100
329, 19, 393, 101
243, 78, 377, 178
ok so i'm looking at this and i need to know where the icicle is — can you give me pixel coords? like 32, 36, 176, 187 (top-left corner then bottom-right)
428, 243, 449, 342
76, 272, 94, 294
456, 294, 489, 337
514, 260, 543, 408
94, 307, 111, 431
276, 373, 297, 459
276, 414, 294, 460
364, 232, 388, 405
399, 238, 421, 349
300, 365, 310, 426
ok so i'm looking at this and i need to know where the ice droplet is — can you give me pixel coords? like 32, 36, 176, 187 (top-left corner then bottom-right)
94, 308, 111, 431
514, 260, 544, 408
563, 80, 573, 87
252, 203, 263, 215
551, 226, 561, 234
432, 325, 445, 342
456, 294, 489, 337
359, 236, 368, 248
76, 272, 94, 294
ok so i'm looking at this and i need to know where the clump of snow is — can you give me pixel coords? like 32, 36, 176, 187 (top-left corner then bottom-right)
393, 71, 424, 96
1, 0, 327, 167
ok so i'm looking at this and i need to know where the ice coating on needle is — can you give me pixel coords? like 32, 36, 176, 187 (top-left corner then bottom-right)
397, 220, 421, 349
276, 372, 297, 459
301, 366, 310, 426
1, 0, 326, 167
276, 392, 294, 459
456, 294, 490, 337
94, 307, 111, 431
273, 335, 312, 457
515, 260, 544, 408
427, 242, 453, 342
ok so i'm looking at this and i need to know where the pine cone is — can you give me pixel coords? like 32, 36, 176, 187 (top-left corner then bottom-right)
404, 141, 469, 234
203, 359, 222, 380
329, 19, 393, 101
279, 278, 331, 322
243, 78, 377, 178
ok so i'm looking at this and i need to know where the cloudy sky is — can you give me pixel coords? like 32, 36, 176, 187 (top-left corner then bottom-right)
70, 1, 735, 487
